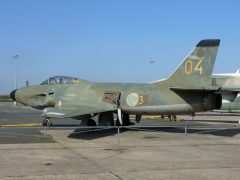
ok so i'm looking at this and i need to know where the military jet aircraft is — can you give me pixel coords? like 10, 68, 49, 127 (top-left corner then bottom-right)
10, 39, 222, 126
212, 70, 240, 112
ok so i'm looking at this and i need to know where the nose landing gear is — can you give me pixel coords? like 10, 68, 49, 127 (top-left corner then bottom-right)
42, 118, 52, 127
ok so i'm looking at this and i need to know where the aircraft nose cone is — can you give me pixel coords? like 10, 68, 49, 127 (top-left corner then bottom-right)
10, 89, 17, 101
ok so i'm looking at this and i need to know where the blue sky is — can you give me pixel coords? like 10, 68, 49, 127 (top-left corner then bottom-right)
0, 0, 240, 94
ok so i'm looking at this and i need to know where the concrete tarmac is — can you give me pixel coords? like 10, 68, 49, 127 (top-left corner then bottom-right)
1, 102, 240, 179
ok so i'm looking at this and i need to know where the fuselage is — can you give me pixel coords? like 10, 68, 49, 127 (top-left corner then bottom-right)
13, 77, 220, 116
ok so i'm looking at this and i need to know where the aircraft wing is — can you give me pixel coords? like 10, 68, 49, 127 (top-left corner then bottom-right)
42, 103, 117, 119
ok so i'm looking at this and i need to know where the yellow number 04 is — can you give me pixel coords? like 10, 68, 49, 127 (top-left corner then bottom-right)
184, 59, 202, 74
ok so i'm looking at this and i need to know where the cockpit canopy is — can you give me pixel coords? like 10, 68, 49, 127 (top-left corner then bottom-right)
40, 76, 80, 85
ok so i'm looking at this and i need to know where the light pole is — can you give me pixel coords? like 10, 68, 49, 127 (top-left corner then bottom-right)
13, 54, 20, 106
149, 59, 155, 81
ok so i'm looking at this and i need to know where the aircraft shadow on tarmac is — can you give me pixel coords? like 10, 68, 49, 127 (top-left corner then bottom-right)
67, 126, 240, 140
68, 128, 125, 140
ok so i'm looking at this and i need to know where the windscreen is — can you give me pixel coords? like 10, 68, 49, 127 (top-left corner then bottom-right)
40, 76, 79, 85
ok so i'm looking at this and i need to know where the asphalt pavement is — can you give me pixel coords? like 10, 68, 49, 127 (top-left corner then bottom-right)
1, 102, 240, 180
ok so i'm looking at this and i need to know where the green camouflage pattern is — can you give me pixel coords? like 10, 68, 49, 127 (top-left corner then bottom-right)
213, 71, 240, 112
11, 39, 222, 120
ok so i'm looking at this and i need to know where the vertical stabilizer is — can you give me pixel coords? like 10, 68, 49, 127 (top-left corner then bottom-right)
162, 39, 220, 86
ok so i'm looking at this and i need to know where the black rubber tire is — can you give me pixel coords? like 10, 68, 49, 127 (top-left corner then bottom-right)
42, 119, 52, 127
168, 115, 172, 121
135, 115, 141, 123
116, 113, 133, 126
42, 120, 47, 126
168, 115, 176, 122
122, 113, 130, 126
173, 115, 177, 121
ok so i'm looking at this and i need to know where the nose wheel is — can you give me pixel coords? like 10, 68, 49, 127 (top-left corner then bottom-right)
42, 118, 52, 127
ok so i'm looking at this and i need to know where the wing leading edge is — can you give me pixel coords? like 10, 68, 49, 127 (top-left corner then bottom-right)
42, 103, 117, 119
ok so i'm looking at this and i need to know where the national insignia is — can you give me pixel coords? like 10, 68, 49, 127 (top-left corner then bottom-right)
126, 93, 139, 107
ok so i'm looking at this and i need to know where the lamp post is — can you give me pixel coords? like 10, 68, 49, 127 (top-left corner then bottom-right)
149, 60, 155, 64
13, 54, 20, 106
149, 59, 155, 81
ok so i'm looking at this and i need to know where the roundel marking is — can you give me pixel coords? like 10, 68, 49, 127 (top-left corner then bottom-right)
126, 93, 139, 107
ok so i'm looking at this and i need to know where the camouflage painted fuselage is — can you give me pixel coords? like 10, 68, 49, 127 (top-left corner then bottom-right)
15, 79, 219, 116
11, 39, 222, 120
213, 72, 240, 112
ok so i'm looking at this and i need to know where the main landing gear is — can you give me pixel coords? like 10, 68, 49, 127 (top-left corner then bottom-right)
168, 115, 177, 122
116, 113, 133, 126
160, 114, 177, 121
87, 119, 97, 126
98, 112, 114, 126
98, 112, 133, 126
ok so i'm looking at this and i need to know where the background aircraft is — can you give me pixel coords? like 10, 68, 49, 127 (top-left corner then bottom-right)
10, 39, 222, 126
213, 70, 240, 113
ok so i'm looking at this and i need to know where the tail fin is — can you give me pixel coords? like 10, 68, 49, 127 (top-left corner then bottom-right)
163, 39, 220, 86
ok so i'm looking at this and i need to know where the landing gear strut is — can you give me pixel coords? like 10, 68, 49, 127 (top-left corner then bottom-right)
116, 113, 133, 126
42, 118, 52, 127
168, 115, 177, 122
135, 115, 141, 123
